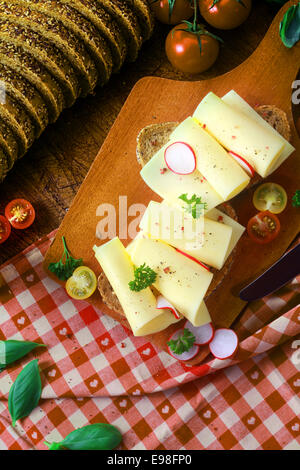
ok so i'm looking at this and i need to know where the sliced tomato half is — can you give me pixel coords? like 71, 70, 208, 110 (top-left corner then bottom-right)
66, 266, 97, 300
5, 199, 35, 229
0, 215, 11, 244
253, 183, 287, 214
247, 211, 280, 244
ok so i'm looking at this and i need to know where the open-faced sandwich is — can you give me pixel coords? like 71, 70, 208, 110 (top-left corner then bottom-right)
93, 90, 295, 363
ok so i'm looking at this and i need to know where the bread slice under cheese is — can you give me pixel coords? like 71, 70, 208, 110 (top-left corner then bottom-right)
97, 103, 291, 339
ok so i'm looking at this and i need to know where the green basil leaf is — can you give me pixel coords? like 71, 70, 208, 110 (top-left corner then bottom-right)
8, 359, 42, 427
44, 423, 122, 450
0, 340, 45, 371
279, 4, 300, 48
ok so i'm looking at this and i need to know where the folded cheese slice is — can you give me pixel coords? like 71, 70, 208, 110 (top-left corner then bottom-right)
140, 142, 223, 212
139, 200, 232, 270
129, 237, 213, 327
193, 92, 285, 177
222, 90, 295, 174
170, 117, 250, 200
93, 238, 180, 336
206, 207, 245, 262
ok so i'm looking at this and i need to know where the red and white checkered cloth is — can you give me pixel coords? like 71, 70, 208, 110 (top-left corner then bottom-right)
0, 231, 299, 450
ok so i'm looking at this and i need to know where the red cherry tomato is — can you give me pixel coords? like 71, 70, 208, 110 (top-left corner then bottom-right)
5, 199, 35, 230
165, 23, 220, 74
151, 0, 194, 24
247, 211, 280, 244
0, 215, 11, 244
199, 0, 252, 30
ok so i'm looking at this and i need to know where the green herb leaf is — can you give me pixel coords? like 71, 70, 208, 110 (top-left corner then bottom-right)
279, 4, 300, 48
179, 193, 208, 218
167, 328, 196, 355
44, 423, 122, 450
0, 340, 46, 371
8, 359, 42, 427
128, 263, 157, 292
292, 189, 300, 207
48, 236, 83, 281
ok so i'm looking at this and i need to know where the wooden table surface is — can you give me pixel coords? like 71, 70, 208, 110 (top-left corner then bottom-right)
0, 1, 289, 265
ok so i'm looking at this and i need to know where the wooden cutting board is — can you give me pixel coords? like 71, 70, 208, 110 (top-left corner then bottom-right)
44, 1, 300, 358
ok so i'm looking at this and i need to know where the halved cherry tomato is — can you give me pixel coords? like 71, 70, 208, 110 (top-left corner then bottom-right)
247, 211, 280, 244
253, 183, 287, 214
0, 215, 11, 244
151, 0, 194, 24
5, 199, 35, 229
66, 266, 97, 300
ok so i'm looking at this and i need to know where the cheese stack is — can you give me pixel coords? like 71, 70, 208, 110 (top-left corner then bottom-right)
93, 237, 180, 337
170, 117, 250, 200
193, 92, 295, 177
139, 200, 233, 270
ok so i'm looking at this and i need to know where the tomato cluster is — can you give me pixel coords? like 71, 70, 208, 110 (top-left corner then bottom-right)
0, 199, 35, 244
151, 0, 252, 74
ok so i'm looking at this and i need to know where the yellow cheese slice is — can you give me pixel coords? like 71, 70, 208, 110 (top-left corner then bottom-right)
193, 92, 285, 177
140, 143, 223, 212
170, 117, 250, 200
129, 237, 213, 327
139, 200, 232, 270
222, 90, 295, 175
206, 207, 245, 261
93, 238, 180, 336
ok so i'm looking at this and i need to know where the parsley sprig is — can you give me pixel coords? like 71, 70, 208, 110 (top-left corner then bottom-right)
167, 329, 196, 355
292, 190, 300, 207
128, 263, 157, 292
179, 193, 208, 218
48, 236, 83, 281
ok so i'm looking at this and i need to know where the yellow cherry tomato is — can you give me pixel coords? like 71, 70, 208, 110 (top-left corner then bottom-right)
66, 266, 97, 300
253, 183, 287, 214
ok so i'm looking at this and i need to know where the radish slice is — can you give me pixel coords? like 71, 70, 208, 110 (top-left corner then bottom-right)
184, 320, 214, 345
156, 295, 181, 320
167, 329, 199, 361
175, 248, 210, 271
229, 151, 255, 177
209, 328, 239, 360
164, 142, 196, 175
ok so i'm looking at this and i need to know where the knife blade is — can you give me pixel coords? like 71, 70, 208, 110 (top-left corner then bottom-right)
239, 243, 300, 301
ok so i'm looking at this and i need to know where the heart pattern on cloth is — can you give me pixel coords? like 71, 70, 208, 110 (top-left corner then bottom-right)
17, 317, 25, 325
247, 417, 256, 425
48, 369, 56, 378
119, 399, 127, 408
26, 274, 35, 283
59, 328, 67, 336
293, 379, 300, 387
89, 379, 98, 388
132, 389, 141, 396
142, 348, 151, 356
31, 432, 38, 440
161, 405, 169, 414
203, 410, 211, 419
251, 371, 259, 380
101, 338, 109, 346
291, 423, 299, 432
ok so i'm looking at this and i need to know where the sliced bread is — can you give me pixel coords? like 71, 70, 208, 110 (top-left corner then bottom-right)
0, 62, 49, 138
0, 1, 98, 96
62, 0, 127, 72
22, 0, 113, 85
0, 19, 80, 106
0, 40, 65, 122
